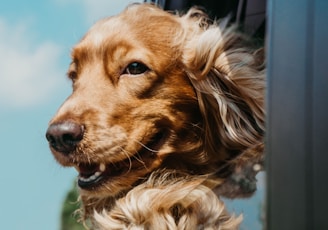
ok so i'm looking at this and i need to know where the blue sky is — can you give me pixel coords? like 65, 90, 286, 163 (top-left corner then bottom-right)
0, 1, 264, 229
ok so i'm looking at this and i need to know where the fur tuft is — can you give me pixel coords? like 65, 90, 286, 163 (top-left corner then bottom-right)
93, 171, 242, 230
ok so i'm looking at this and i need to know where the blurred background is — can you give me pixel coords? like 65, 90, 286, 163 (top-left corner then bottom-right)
0, 1, 264, 229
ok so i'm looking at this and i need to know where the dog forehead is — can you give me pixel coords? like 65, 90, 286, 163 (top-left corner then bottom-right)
81, 17, 127, 48
81, 4, 181, 47
71, 7, 184, 71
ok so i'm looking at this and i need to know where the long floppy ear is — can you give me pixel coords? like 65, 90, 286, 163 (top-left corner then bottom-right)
182, 11, 265, 164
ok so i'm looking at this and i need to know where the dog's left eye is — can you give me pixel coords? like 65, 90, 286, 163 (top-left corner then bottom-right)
123, 62, 149, 75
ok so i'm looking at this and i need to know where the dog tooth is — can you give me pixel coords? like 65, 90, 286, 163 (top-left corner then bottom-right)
79, 177, 87, 182
89, 175, 96, 181
79, 171, 101, 183
99, 163, 106, 172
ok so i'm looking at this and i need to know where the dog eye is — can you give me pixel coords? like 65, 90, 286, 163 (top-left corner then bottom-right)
124, 62, 149, 75
67, 62, 78, 82
68, 70, 77, 81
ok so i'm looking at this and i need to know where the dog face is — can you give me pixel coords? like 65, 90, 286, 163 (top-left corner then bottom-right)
46, 4, 265, 203
46, 5, 206, 198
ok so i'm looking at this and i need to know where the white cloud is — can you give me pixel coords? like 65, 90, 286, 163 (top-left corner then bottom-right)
0, 18, 65, 109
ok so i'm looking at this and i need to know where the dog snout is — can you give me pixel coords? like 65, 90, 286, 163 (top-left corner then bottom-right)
46, 121, 84, 154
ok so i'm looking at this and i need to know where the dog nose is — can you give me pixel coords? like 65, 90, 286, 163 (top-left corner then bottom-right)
46, 121, 84, 154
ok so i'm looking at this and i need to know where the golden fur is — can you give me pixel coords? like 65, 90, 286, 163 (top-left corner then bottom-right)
93, 171, 242, 230
47, 3, 265, 229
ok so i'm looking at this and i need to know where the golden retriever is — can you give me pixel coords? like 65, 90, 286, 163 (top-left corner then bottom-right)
46, 3, 265, 229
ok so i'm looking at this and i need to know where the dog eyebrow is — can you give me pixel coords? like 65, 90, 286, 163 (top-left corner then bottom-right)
71, 46, 94, 68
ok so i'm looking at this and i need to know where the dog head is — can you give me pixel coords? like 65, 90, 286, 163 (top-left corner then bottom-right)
46, 3, 265, 212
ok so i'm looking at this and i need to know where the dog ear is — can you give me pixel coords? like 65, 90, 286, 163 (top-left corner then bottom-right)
183, 21, 265, 160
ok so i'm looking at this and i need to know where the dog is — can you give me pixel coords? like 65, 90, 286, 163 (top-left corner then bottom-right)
46, 3, 265, 229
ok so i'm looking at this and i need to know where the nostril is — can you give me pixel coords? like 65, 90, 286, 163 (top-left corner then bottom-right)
62, 131, 83, 146
46, 133, 56, 146
46, 121, 84, 154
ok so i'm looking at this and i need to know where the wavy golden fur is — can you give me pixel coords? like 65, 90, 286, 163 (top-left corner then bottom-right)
93, 171, 242, 230
46, 3, 265, 229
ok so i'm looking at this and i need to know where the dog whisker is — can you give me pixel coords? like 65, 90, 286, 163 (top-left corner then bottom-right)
117, 146, 133, 174
135, 140, 159, 153
133, 152, 149, 171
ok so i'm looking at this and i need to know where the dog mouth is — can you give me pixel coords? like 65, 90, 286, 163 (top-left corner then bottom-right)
75, 162, 126, 189
76, 163, 104, 187
75, 130, 169, 190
